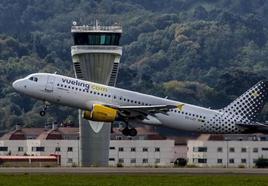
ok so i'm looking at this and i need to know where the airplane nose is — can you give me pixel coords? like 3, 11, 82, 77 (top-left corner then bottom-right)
12, 80, 22, 91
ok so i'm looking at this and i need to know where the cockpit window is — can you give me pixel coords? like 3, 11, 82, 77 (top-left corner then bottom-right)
29, 76, 38, 82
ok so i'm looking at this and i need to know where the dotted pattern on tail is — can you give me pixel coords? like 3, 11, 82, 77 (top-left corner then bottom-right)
198, 81, 268, 134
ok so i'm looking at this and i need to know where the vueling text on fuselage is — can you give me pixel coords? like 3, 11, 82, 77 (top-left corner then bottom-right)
62, 78, 90, 89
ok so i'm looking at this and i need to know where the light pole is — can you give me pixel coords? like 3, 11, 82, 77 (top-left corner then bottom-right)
226, 139, 229, 168
248, 146, 251, 168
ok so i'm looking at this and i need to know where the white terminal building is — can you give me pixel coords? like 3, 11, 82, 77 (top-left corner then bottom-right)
187, 134, 268, 167
0, 125, 177, 166
0, 124, 268, 167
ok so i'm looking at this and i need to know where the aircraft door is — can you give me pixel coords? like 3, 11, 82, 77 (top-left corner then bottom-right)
45, 75, 55, 92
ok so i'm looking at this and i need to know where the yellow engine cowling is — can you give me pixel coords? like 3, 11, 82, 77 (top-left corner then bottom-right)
83, 104, 118, 122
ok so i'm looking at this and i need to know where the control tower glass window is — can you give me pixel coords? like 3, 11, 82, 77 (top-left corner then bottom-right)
73, 33, 120, 46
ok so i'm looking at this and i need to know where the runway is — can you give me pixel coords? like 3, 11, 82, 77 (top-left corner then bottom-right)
0, 167, 268, 174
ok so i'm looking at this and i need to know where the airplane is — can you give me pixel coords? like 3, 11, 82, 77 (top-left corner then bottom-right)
12, 73, 268, 136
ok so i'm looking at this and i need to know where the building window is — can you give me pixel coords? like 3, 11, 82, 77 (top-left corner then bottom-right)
143, 159, 148, 163
217, 159, 222, 164
241, 148, 247, 153
198, 159, 207, 163
0, 147, 8, 151
55, 147, 61, 152
142, 147, 148, 152
32, 147, 44, 152
67, 158, 73, 163
118, 159, 124, 163
155, 147, 160, 152
193, 147, 207, 152
217, 147, 223, 152
67, 147, 73, 152
109, 158, 115, 161
118, 147, 124, 152
155, 159, 160, 164
193, 147, 198, 152
262, 148, 268, 151
229, 147, 235, 152
130, 159, 136, 163
18, 147, 24, 152
109, 147, 115, 150
131, 147, 136, 152
229, 159, 235, 164
253, 148, 258, 153
241, 159, 247, 163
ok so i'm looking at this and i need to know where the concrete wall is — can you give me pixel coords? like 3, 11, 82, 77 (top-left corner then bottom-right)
0, 140, 79, 166
109, 140, 175, 166
0, 139, 175, 167
187, 140, 268, 167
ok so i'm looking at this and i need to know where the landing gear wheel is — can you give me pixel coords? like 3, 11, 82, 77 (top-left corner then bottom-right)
122, 127, 137, 137
129, 128, 137, 137
40, 101, 48, 117
40, 110, 46, 116
122, 127, 130, 136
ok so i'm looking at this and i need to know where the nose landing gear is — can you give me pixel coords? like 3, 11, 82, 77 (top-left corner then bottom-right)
40, 103, 48, 116
40, 110, 46, 116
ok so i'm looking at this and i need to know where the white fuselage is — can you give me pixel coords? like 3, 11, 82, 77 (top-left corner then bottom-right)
13, 73, 246, 134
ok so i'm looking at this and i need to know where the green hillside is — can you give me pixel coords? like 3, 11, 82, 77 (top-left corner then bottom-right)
0, 0, 268, 131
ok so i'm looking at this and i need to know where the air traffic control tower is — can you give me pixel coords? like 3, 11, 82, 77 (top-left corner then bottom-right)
71, 21, 122, 166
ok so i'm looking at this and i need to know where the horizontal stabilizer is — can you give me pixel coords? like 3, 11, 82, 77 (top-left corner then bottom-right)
236, 122, 268, 128
236, 122, 268, 133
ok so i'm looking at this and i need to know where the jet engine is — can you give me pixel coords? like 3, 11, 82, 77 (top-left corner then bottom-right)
83, 104, 118, 122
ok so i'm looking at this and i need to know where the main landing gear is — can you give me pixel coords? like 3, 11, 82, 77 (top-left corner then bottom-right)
40, 103, 48, 116
122, 127, 137, 137
121, 120, 137, 137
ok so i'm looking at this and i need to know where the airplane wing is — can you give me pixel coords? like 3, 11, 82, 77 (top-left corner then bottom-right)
104, 104, 181, 119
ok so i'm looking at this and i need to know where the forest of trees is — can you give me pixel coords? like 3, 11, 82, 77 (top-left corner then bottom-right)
0, 0, 268, 132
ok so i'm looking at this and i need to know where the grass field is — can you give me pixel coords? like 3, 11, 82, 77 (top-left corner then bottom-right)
0, 174, 268, 186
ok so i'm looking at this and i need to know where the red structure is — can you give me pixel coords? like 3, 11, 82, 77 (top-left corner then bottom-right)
0, 155, 60, 167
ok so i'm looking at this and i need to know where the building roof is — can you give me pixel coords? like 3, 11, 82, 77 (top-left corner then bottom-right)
0, 128, 45, 140
111, 127, 166, 140
112, 127, 157, 135
0, 126, 79, 140
195, 134, 268, 141
168, 136, 195, 145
